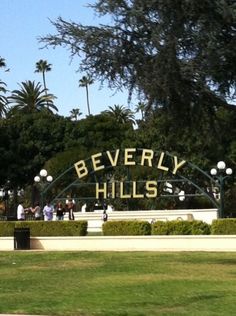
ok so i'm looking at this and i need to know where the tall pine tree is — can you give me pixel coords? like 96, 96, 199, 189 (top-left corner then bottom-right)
41, 0, 236, 123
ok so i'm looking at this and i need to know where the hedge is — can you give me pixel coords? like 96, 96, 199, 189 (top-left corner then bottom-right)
0, 222, 15, 237
1, 219, 236, 237
152, 220, 211, 235
0, 221, 88, 237
211, 219, 236, 235
103, 220, 151, 236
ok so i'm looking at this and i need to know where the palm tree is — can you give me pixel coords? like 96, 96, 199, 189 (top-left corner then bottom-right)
0, 57, 6, 69
135, 102, 147, 120
70, 108, 82, 120
0, 81, 8, 118
8, 80, 57, 113
79, 75, 94, 115
104, 104, 135, 125
35, 59, 52, 94
0, 58, 8, 118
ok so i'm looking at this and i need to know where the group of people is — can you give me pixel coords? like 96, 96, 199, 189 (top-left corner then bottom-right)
42, 199, 75, 221
17, 198, 110, 222
17, 198, 75, 221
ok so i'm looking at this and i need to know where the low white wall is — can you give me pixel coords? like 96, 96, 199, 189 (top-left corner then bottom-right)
0, 237, 14, 250
56, 209, 218, 232
30, 235, 236, 252
1, 235, 236, 252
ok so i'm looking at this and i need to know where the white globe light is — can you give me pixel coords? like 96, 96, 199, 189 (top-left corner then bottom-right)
164, 182, 173, 193
179, 190, 185, 201
210, 168, 217, 176
166, 182, 172, 188
217, 161, 226, 170
40, 169, 48, 177
47, 175, 53, 182
226, 168, 233, 175
34, 176, 40, 182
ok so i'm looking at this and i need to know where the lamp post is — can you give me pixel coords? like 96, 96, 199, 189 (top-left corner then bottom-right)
210, 161, 233, 218
34, 169, 53, 207
2, 180, 11, 218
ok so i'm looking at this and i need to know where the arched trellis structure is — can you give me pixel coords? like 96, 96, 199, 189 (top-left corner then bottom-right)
41, 148, 220, 213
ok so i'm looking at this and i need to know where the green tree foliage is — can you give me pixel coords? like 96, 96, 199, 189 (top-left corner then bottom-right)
44, 113, 135, 178
5, 109, 135, 210
0, 122, 11, 185
68, 113, 134, 152
137, 107, 236, 168
0, 57, 6, 68
8, 80, 58, 113
0, 57, 8, 118
0, 81, 8, 118
135, 102, 147, 121
41, 0, 236, 123
42, 113, 135, 201
0, 111, 73, 189
70, 108, 82, 121
103, 104, 135, 125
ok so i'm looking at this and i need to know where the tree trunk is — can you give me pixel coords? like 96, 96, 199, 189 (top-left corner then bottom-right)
86, 85, 91, 115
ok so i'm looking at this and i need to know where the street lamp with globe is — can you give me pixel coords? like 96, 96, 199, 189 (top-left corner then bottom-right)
210, 161, 233, 218
34, 169, 53, 207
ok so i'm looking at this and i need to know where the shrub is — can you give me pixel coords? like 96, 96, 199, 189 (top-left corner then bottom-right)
0, 221, 88, 237
152, 220, 210, 235
167, 220, 193, 235
0, 222, 15, 236
103, 220, 151, 236
211, 219, 236, 235
190, 220, 211, 235
151, 221, 169, 235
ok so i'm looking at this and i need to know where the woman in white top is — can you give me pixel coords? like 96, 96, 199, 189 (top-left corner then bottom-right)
43, 201, 54, 221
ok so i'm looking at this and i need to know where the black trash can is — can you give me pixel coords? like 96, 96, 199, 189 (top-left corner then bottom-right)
14, 228, 30, 250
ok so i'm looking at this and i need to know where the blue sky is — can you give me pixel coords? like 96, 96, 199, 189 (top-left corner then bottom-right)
0, 0, 137, 118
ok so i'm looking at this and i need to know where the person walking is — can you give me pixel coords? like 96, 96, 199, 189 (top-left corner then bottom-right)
102, 210, 108, 222
67, 199, 75, 220
43, 201, 54, 221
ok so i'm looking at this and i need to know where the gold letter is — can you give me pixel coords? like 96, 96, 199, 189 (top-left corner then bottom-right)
91, 152, 104, 172
111, 182, 116, 198
124, 148, 136, 165
74, 160, 88, 179
146, 181, 157, 198
157, 152, 169, 172
172, 156, 186, 174
106, 149, 120, 166
120, 182, 131, 198
132, 181, 144, 198
141, 149, 154, 167
96, 183, 107, 199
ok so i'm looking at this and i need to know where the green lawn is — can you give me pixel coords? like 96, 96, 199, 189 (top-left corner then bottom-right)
0, 251, 235, 316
